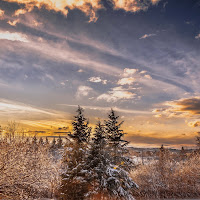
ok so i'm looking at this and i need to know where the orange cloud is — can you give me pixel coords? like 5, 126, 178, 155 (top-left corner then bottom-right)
0, 9, 4, 19
7, 19, 19, 26
153, 97, 200, 119
5, 0, 103, 22
170, 97, 200, 115
110, 0, 161, 12
188, 121, 200, 128
4, 0, 162, 21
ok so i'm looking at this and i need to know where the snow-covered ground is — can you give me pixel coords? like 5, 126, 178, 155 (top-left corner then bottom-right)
132, 156, 156, 165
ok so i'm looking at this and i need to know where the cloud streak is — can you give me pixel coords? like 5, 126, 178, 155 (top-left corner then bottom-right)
0, 98, 65, 120
58, 104, 151, 115
0, 30, 29, 42
0, 31, 122, 75
139, 33, 156, 39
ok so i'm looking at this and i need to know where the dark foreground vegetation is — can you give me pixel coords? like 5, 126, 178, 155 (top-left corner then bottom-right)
0, 106, 200, 200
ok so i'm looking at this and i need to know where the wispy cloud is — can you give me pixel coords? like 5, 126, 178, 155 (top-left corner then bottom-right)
12, 36, 121, 74
0, 30, 29, 42
88, 76, 107, 84
97, 86, 136, 102
0, 98, 64, 120
7, 19, 19, 26
0, 9, 4, 19
44, 73, 54, 81
195, 33, 200, 40
0, 98, 72, 130
58, 104, 151, 115
139, 33, 156, 39
76, 86, 93, 98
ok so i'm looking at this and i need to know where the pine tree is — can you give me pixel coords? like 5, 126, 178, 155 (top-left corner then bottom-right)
105, 109, 133, 171
180, 146, 186, 160
158, 144, 170, 180
49, 137, 57, 158
57, 135, 63, 148
59, 106, 91, 200
25, 137, 30, 144
69, 106, 91, 143
32, 135, 37, 145
38, 137, 44, 145
45, 137, 49, 145
51, 137, 56, 149
196, 135, 200, 153
103, 110, 138, 200
86, 121, 109, 198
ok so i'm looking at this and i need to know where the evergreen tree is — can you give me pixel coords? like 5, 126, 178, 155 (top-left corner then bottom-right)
38, 137, 44, 145
196, 135, 200, 150
57, 135, 63, 148
158, 144, 170, 180
45, 137, 49, 145
105, 109, 133, 171
69, 106, 91, 143
86, 121, 109, 197
59, 106, 91, 200
25, 137, 30, 144
32, 135, 37, 147
103, 110, 138, 200
51, 137, 56, 149
49, 137, 57, 157
180, 146, 186, 160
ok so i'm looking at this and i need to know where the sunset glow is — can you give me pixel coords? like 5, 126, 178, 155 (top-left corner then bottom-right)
0, 0, 200, 148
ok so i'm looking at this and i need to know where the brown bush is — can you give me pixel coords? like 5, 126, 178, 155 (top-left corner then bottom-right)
0, 127, 60, 200
131, 154, 200, 199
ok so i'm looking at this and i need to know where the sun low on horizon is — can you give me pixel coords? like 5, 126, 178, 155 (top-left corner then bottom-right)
0, 0, 200, 148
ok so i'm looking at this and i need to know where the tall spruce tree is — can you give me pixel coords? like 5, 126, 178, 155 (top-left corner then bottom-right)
45, 137, 49, 145
69, 106, 91, 143
86, 121, 110, 198
103, 109, 138, 200
59, 106, 91, 200
38, 137, 44, 145
57, 135, 63, 148
196, 135, 200, 153
105, 109, 133, 171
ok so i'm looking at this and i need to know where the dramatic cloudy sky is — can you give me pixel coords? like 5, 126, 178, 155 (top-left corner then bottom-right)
0, 0, 200, 148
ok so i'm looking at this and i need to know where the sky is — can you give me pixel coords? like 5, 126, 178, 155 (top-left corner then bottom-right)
0, 0, 200, 148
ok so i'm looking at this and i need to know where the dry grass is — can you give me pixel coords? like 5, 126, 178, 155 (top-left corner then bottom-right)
131, 154, 200, 199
